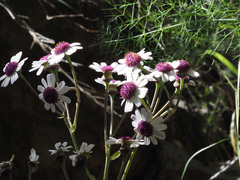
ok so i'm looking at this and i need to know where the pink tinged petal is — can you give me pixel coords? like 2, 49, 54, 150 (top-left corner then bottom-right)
41, 78, 47, 88
47, 74, 55, 87
124, 100, 134, 112
60, 95, 71, 104
10, 73, 18, 84
150, 136, 158, 145
138, 87, 148, 98
1, 77, 10, 87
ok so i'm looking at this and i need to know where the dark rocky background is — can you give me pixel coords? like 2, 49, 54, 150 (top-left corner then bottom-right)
0, 0, 238, 180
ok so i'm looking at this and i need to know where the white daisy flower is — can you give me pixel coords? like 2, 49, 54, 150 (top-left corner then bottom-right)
120, 71, 148, 112
69, 142, 95, 167
89, 62, 119, 82
116, 48, 153, 75
29, 148, 39, 162
49, 41, 83, 64
171, 60, 200, 78
131, 108, 167, 145
89, 62, 118, 73
29, 54, 51, 76
106, 136, 145, 148
0, 51, 27, 87
38, 74, 71, 113
148, 62, 178, 82
49, 142, 72, 155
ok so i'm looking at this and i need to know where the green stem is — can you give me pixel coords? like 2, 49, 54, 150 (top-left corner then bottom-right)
66, 56, 78, 88
109, 95, 115, 136
18, 72, 39, 99
117, 155, 126, 180
28, 165, 32, 180
140, 98, 149, 111
112, 113, 128, 137
121, 148, 138, 180
104, 82, 109, 154
60, 162, 70, 180
103, 145, 111, 180
70, 131, 79, 151
152, 81, 164, 114
150, 82, 160, 111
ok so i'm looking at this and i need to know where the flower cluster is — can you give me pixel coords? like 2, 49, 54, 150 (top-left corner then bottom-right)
0, 42, 199, 180
89, 48, 200, 148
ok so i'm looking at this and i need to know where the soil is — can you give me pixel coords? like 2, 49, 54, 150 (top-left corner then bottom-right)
0, 1, 238, 180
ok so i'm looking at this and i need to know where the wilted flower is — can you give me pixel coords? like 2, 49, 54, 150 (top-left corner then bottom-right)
69, 142, 95, 167
29, 54, 59, 76
49, 142, 72, 163
0, 155, 14, 176
28, 148, 39, 171
106, 136, 145, 154
0, 51, 27, 87
38, 74, 71, 113
131, 108, 167, 145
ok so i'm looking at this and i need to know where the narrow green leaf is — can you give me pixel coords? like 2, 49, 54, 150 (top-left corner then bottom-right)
181, 138, 230, 180
204, 50, 238, 76
110, 151, 121, 161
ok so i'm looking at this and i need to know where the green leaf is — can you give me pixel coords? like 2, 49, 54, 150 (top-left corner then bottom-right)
110, 151, 121, 161
181, 138, 230, 180
204, 50, 238, 76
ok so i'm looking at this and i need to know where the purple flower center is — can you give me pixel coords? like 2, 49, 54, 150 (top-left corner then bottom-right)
137, 120, 153, 137
43, 87, 59, 104
54, 42, 70, 55
120, 82, 137, 99
101, 65, 114, 72
177, 60, 191, 74
174, 75, 189, 83
5, 62, 18, 76
120, 136, 132, 141
124, 52, 141, 67
40, 54, 50, 61
155, 62, 173, 73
